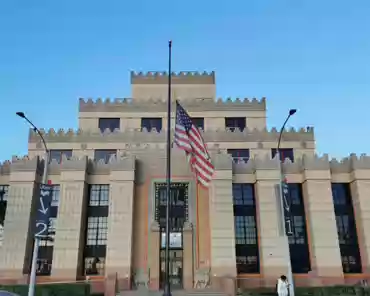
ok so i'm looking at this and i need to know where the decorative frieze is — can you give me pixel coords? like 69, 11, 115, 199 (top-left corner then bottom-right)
232, 154, 370, 175
28, 126, 314, 144
79, 97, 266, 112
2, 153, 370, 179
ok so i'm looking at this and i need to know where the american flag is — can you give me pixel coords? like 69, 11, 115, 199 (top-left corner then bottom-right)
174, 100, 215, 187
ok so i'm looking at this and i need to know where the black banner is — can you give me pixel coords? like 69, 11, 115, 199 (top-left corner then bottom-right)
35, 184, 53, 238
282, 179, 293, 236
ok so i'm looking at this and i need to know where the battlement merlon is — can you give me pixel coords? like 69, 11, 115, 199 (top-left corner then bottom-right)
78, 97, 266, 112
130, 71, 216, 85
3, 154, 370, 180
130, 71, 216, 101
27, 126, 315, 144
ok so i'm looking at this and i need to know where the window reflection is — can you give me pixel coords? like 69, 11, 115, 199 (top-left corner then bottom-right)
83, 185, 109, 276
286, 184, 311, 273
232, 184, 259, 274
332, 183, 362, 273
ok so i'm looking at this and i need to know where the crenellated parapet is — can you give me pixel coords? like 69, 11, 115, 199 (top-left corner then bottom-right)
232, 154, 370, 176
78, 97, 266, 112
130, 71, 215, 85
28, 126, 314, 144
10, 155, 44, 173
1, 155, 136, 178
0, 160, 11, 176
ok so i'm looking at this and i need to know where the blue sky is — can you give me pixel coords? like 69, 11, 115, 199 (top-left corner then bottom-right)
0, 0, 369, 162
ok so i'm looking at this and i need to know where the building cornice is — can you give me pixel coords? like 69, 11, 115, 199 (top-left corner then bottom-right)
2, 153, 370, 177
28, 127, 314, 144
78, 97, 266, 112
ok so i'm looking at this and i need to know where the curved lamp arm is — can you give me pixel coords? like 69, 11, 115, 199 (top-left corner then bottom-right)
16, 112, 49, 153
277, 109, 297, 153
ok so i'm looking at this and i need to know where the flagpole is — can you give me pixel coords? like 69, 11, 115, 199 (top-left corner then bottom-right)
196, 182, 200, 269
163, 40, 173, 296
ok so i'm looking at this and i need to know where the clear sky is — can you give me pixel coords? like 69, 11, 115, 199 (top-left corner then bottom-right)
0, 0, 369, 162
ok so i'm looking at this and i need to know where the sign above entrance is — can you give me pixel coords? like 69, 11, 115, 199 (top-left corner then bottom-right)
161, 232, 182, 248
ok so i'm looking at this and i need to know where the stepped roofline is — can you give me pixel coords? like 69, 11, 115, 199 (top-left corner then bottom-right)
28, 127, 314, 143
130, 71, 215, 85
1, 153, 369, 176
79, 97, 266, 112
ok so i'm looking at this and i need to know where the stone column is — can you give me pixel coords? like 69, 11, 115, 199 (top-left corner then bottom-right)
209, 154, 236, 293
105, 156, 136, 288
301, 155, 343, 283
148, 221, 160, 290
254, 157, 289, 285
348, 155, 370, 274
183, 221, 194, 290
0, 157, 40, 279
51, 156, 88, 279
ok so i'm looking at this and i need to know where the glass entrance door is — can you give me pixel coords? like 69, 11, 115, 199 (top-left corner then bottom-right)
160, 250, 183, 290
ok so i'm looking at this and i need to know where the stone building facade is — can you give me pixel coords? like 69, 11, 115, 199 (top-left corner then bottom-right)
0, 71, 369, 293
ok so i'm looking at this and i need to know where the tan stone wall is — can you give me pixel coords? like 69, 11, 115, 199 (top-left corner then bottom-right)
351, 180, 370, 273
51, 170, 88, 280
302, 178, 343, 277
105, 170, 135, 282
78, 110, 266, 131
132, 84, 216, 101
197, 185, 211, 269
2, 153, 370, 289
131, 183, 149, 275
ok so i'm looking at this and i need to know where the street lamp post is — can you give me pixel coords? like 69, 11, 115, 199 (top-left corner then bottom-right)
16, 112, 49, 296
277, 109, 297, 296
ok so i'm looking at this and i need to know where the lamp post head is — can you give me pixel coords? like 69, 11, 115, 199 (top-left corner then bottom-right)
289, 109, 297, 116
16, 112, 25, 118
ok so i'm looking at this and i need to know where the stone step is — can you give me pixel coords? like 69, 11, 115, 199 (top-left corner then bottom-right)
120, 290, 227, 296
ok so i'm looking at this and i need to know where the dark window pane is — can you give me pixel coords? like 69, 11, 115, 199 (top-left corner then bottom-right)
192, 118, 204, 130
36, 246, 54, 275
83, 184, 110, 276
155, 183, 188, 233
86, 216, 108, 246
141, 118, 162, 132
232, 183, 259, 273
331, 183, 362, 273
271, 148, 295, 162
49, 150, 73, 163
94, 150, 117, 163
98, 118, 120, 133
84, 257, 105, 276
0, 185, 8, 246
285, 184, 311, 273
227, 149, 250, 163
89, 185, 110, 207
0, 185, 9, 202
225, 117, 246, 131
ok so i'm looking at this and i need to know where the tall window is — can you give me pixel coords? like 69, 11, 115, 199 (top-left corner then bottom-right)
49, 150, 72, 163
232, 184, 259, 273
271, 148, 294, 162
192, 118, 204, 130
0, 185, 9, 247
332, 183, 362, 273
225, 117, 246, 131
286, 184, 311, 273
227, 149, 250, 163
83, 185, 109, 276
37, 185, 60, 275
98, 118, 120, 132
94, 150, 117, 163
141, 118, 162, 132
155, 183, 188, 233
